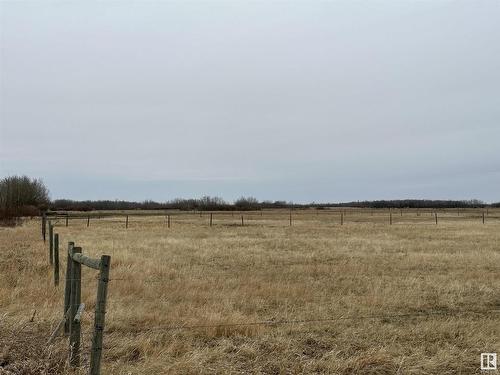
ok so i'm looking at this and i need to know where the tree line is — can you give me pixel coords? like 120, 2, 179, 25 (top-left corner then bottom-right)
0, 176, 50, 223
52, 197, 489, 212
0, 175, 495, 224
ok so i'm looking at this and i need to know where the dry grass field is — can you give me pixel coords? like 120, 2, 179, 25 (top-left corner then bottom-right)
1, 209, 499, 374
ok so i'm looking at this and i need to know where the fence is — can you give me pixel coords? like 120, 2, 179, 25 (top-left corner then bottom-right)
38, 213, 500, 372
42, 208, 499, 231
44, 220, 111, 375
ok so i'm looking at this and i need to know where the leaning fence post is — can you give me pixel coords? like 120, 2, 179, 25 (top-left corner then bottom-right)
64, 242, 74, 334
90, 255, 111, 375
49, 222, 54, 265
69, 246, 82, 367
54, 233, 59, 286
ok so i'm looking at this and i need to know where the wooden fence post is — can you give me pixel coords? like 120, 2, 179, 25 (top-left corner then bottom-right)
241, 215, 244, 226
54, 234, 59, 286
390, 212, 392, 225
168, 215, 171, 228
69, 246, 82, 366
42, 212, 47, 242
90, 255, 111, 375
340, 212, 344, 226
64, 242, 74, 334
482, 212, 485, 224
289, 210, 292, 226
210, 213, 213, 227
87, 215, 90, 227
435, 212, 438, 225
49, 222, 54, 265
125, 215, 129, 229
65, 215, 68, 227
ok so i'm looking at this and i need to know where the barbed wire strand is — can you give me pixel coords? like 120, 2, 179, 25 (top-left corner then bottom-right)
133, 309, 500, 333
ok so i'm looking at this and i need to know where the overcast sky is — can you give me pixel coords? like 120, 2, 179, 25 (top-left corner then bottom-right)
1, 1, 499, 203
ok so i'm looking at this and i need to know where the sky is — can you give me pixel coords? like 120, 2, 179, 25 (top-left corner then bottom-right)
1, 0, 499, 203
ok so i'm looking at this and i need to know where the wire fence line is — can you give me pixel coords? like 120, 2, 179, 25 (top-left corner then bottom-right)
44, 209, 500, 230
122, 309, 500, 333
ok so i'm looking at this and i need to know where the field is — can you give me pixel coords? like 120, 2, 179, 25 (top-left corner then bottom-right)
1, 209, 499, 374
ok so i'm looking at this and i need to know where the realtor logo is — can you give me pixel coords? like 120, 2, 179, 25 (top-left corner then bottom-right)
481, 353, 497, 370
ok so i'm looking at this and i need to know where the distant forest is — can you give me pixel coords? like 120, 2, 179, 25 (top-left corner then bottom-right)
51, 197, 492, 212
1, 175, 496, 219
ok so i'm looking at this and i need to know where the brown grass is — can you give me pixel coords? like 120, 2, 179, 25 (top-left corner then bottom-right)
1, 209, 499, 374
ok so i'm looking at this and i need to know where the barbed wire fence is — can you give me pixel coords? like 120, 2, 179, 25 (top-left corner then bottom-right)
39, 212, 500, 373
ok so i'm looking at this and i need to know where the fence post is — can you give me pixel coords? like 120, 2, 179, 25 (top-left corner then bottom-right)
340, 212, 344, 225
168, 215, 171, 228
69, 246, 82, 367
125, 215, 129, 229
42, 212, 47, 242
241, 215, 244, 226
49, 222, 54, 265
87, 215, 90, 227
210, 213, 213, 227
65, 215, 68, 227
482, 212, 485, 224
289, 210, 292, 226
90, 255, 111, 375
54, 234, 59, 286
64, 242, 74, 334
435, 212, 438, 225
390, 212, 392, 225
